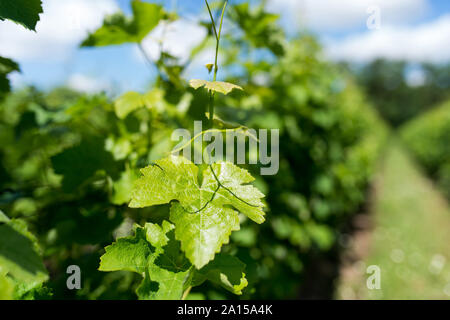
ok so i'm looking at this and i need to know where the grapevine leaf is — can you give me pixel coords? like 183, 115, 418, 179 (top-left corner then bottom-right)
81, 1, 163, 47
100, 222, 192, 300
169, 203, 240, 270
132, 1, 163, 41
80, 13, 132, 47
0, 0, 43, 31
0, 217, 48, 284
189, 79, 243, 95
114, 90, 160, 119
192, 253, 248, 295
139, 223, 191, 300
111, 167, 139, 205
114, 92, 146, 119
129, 156, 265, 268
206, 162, 266, 224
14, 282, 53, 300
99, 226, 151, 274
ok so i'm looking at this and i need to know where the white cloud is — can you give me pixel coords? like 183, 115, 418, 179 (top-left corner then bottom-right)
267, 0, 428, 32
138, 18, 207, 64
0, 0, 118, 61
67, 74, 112, 94
326, 14, 450, 63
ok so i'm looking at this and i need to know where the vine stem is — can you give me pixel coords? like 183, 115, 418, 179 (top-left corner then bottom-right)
182, 286, 192, 300
205, 0, 228, 129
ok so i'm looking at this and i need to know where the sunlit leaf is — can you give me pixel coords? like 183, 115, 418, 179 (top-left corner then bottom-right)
189, 79, 243, 95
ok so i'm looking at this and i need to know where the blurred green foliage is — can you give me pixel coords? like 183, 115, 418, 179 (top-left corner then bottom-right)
401, 100, 450, 200
0, 1, 387, 299
352, 59, 450, 127
0, 57, 20, 100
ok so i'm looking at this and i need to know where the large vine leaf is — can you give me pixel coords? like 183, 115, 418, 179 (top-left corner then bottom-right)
81, 1, 163, 47
129, 156, 265, 268
0, 0, 43, 31
189, 79, 243, 95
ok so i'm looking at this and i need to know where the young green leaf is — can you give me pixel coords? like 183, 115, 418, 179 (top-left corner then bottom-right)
189, 79, 243, 95
129, 156, 265, 268
99, 226, 151, 274
0, 0, 43, 31
205, 63, 214, 74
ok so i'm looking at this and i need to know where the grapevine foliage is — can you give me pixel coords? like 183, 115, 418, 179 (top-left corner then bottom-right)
92, 0, 266, 298
0, 0, 389, 301
99, 221, 247, 299
0, 57, 20, 99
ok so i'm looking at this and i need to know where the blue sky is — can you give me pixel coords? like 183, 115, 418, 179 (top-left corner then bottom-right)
0, 0, 449, 96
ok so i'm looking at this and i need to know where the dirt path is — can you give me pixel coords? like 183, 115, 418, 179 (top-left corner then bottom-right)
336, 142, 450, 299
